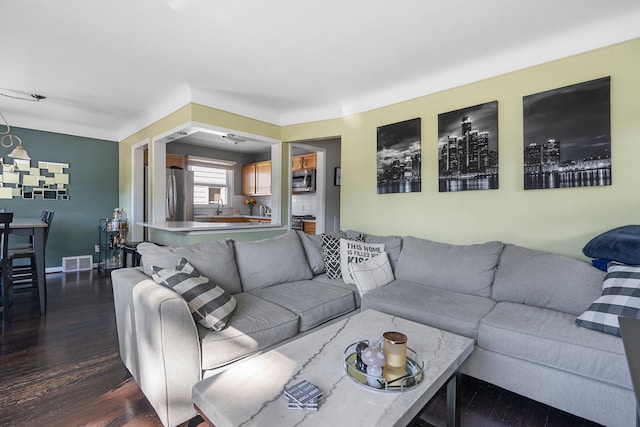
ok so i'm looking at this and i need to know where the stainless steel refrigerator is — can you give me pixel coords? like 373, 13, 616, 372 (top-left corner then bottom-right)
166, 168, 194, 221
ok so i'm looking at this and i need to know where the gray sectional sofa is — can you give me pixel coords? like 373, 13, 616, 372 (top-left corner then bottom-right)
111, 230, 636, 427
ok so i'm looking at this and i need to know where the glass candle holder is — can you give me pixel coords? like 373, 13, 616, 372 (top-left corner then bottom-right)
382, 331, 407, 383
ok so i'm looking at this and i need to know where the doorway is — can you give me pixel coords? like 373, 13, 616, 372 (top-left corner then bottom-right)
290, 137, 341, 234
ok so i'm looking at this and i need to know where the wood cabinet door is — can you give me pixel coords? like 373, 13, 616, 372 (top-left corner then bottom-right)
166, 153, 185, 169
302, 153, 317, 169
242, 163, 256, 195
143, 150, 185, 169
255, 161, 272, 195
292, 155, 303, 171
303, 221, 316, 235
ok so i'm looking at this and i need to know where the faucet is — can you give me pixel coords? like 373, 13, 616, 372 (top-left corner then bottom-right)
216, 199, 223, 215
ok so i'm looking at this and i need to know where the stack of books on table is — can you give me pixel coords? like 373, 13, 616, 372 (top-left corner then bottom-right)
284, 380, 323, 411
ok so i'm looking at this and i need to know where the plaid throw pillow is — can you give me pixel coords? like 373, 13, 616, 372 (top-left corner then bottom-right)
321, 233, 364, 279
576, 263, 640, 336
152, 258, 237, 331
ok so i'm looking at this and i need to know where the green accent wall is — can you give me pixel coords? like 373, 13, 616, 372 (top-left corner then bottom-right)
2, 127, 119, 269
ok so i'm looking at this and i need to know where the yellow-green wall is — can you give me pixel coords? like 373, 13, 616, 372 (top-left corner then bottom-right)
119, 38, 640, 259
282, 38, 640, 259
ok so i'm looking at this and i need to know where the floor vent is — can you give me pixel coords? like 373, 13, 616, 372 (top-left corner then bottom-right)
62, 255, 94, 272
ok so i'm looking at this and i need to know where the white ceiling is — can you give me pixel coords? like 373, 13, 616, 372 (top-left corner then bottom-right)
2, 0, 640, 143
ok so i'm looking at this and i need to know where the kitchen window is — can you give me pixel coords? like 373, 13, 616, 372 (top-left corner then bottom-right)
187, 155, 236, 206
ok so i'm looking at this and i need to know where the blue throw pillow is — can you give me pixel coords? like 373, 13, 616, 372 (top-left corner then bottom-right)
591, 258, 612, 272
583, 225, 640, 265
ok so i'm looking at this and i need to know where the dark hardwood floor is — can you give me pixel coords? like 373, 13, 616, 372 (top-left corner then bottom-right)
0, 271, 601, 427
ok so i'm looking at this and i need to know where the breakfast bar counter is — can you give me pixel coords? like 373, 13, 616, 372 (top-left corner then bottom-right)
139, 220, 283, 234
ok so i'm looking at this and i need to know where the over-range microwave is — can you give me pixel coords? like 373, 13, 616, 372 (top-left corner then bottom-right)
292, 169, 316, 193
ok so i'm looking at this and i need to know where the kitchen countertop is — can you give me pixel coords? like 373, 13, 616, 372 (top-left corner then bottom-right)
140, 220, 282, 233
194, 215, 271, 220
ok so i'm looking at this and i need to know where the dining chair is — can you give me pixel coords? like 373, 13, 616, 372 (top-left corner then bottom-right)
619, 316, 640, 427
9, 210, 52, 251
0, 212, 15, 316
9, 210, 54, 314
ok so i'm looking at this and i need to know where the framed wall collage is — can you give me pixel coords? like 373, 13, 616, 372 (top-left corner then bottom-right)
0, 158, 71, 200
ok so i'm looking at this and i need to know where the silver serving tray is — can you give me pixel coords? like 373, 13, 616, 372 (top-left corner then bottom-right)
343, 340, 424, 392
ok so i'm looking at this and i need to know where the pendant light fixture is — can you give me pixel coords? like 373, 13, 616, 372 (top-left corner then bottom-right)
0, 92, 46, 161
7, 136, 30, 160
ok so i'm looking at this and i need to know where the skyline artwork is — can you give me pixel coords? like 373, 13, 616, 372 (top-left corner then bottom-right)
376, 117, 421, 194
438, 101, 499, 192
523, 76, 611, 190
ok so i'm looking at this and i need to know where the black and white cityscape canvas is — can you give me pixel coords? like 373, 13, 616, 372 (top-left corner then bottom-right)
523, 77, 611, 190
438, 101, 498, 192
377, 118, 421, 194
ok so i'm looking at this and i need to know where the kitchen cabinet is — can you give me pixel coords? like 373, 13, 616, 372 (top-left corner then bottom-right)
242, 161, 271, 196
292, 156, 303, 171
246, 218, 272, 224
210, 217, 247, 223
166, 153, 185, 169
255, 161, 271, 195
143, 150, 185, 169
303, 221, 316, 235
292, 153, 317, 171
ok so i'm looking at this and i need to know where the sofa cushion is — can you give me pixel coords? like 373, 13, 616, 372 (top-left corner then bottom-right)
249, 280, 355, 332
137, 239, 242, 294
151, 258, 237, 331
492, 244, 604, 315
312, 274, 362, 308
360, 280, 496, 340
296, 231, 325, 275
478, 302, 630, 389
233, 231, 313, 292
576, 263, 640, 336
339, 238, 386, 284
394, 236, 503, 298
199, 293, 299, 370
348, 253, 395, 297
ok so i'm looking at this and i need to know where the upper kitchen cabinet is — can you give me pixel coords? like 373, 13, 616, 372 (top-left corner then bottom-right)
242, 160, 271, 196
166, 153, 186, 169
144, 150, 185, 169
292, 153, 316, 171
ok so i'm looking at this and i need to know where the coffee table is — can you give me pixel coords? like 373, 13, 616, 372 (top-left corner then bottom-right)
192, 309, 474, 427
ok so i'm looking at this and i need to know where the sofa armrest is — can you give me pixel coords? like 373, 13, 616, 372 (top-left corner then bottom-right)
132, 279, 202, 427
111, 267, 147, 381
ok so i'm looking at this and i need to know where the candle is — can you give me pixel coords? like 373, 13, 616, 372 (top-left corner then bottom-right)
382, 331, 407, 383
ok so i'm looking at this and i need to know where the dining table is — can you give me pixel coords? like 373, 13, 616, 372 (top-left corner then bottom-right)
1, 217, 48, 315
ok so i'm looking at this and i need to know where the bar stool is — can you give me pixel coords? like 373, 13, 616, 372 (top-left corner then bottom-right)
122, 241, 144, 267
9, 210, 54, 315
0, 212, 14, 316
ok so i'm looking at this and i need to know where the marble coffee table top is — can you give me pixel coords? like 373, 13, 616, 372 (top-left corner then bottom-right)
192, 309, 474, 427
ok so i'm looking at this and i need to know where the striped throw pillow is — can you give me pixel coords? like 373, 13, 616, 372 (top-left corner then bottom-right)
152, 258, 237, 331
576, 263, 640, 336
